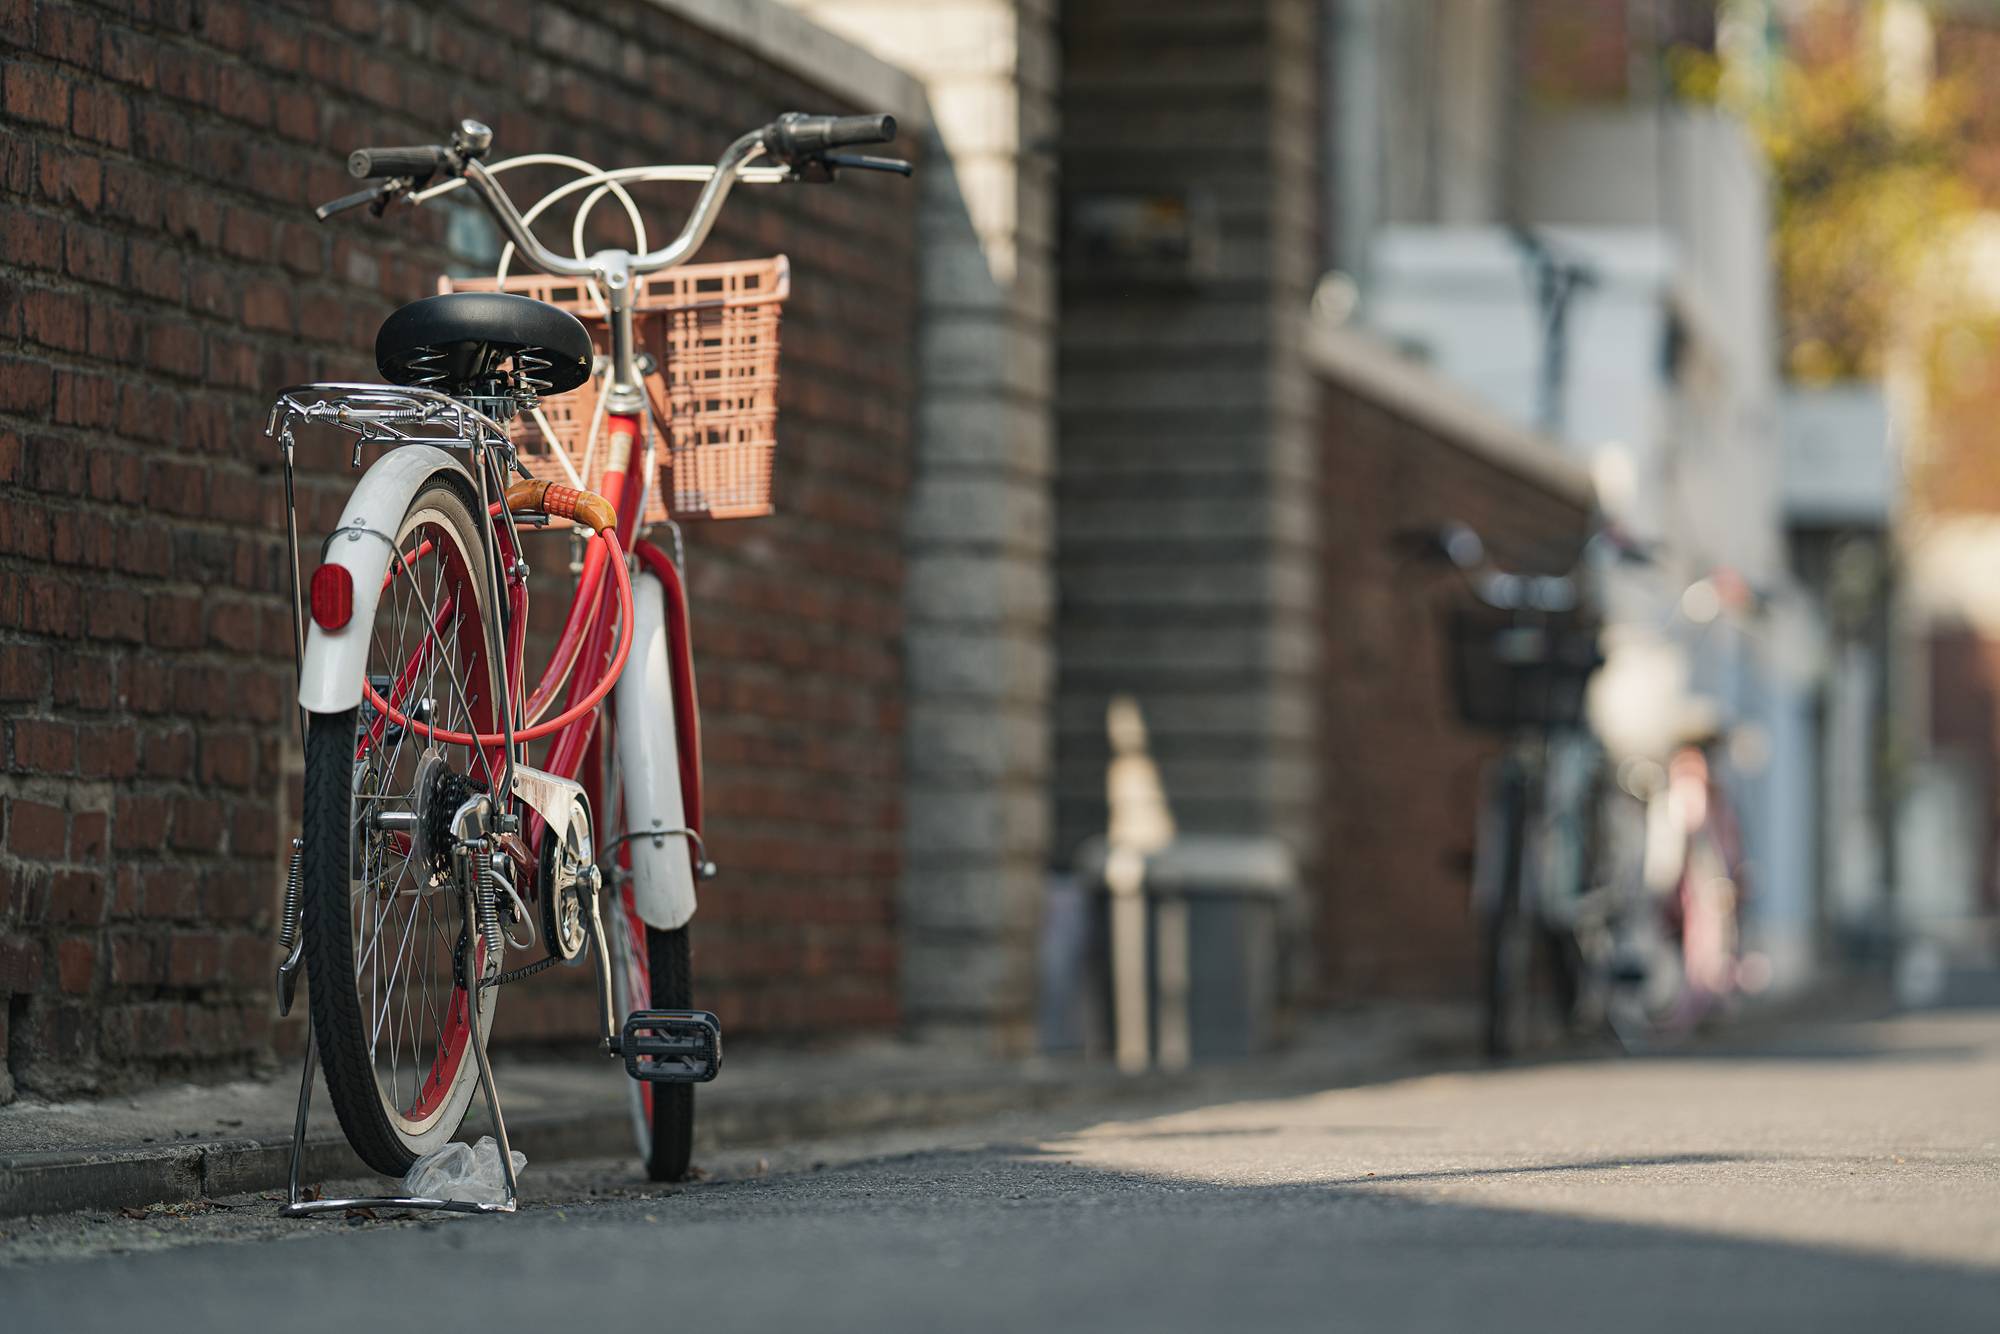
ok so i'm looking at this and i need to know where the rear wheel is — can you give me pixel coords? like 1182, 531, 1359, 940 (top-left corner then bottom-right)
302, 478, 505, 1176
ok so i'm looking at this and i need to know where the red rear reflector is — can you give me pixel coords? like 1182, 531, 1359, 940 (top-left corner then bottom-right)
310, 563, 354, 629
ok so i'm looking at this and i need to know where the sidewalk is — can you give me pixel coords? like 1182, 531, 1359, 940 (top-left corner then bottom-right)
0, 1005, 1477, 1221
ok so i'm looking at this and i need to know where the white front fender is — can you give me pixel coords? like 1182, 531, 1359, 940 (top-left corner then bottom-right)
614, 570, 699, 930
297, 446, 477, 715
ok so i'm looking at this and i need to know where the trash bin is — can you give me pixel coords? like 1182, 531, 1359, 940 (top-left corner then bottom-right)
1074, 834, 1303, 1062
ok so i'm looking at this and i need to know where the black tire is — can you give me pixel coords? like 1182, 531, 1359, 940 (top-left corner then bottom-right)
1485, 767, 1534, 1059
643, 925, 695, 1181
302, 477, 502, 1177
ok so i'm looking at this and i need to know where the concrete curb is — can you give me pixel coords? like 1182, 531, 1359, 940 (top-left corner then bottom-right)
0, 1067, 1259, 1219
0, 1008, 1479, 1220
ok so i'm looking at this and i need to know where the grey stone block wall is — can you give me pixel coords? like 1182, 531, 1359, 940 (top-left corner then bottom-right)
783, 0, 1060, 1053
1057, 0, 1323, 871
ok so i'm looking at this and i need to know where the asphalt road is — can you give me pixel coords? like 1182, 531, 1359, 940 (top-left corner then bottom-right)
4, 1008, 1997, 1332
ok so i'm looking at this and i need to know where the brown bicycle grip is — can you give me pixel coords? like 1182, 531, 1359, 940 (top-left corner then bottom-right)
505, 478, 617, 533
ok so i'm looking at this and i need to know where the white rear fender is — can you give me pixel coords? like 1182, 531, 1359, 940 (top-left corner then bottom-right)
297, 446, 478, 715
614, 570, 699, 930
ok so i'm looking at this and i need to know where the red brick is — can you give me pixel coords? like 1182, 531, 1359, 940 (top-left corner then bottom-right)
137, 865, 196, 919
72, 810, 106, 862
86, 304, 142, 362
21, 433, 85, 494
0, 211, 61, 274
54, 369, 118, 428
0, 934, 42, 993
37, 146, 103, 210
49, 508, 115, 567
51, 652, 112, 710
0, 644, 48, 701
23, 575, 84, 637
143, 727, 192, 779
9, 799, 67, 858
217, 65, 272, 126
114, 519, 171, 574
171, 797, 223, 852
77, 724, 138, 779
0, 497, 46, 559
199, 865, 257, 920
65, 225, 126, 287
168, 932, 222, 985
110, 934, 165, 985
0, 353, 54, 415
56, 939, 94, 995
219, 206, 273, 262
241, 279, 292, 332
20, 288, 88, 354
147, 593, 203, 648
147, 459, 205, 515
86, 587, 145, 643
102, 27, 161, 89
51, 871, 106, 926
172, 663, 229, 718
90, 449, 144, 505
231, 801, 274, 855
115, 795, 171, 852
127, 238, 182, 297
72, 83, 133, 148
146, 319, 205, 380
207, 470, 259, 524
13, 718, 77, 774
198, 730, 256, 787
38, 4, 100, 69
4, 63, 72, 128
120, 657, 169, 713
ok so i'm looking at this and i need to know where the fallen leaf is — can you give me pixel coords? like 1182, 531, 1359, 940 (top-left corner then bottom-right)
345, 1207, 378, 1221
117, 1207, 149, 1220
685, 1164, 710, 1181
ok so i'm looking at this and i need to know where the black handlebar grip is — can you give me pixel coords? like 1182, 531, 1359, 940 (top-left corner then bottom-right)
763, 112, 897, 158
346, 145, 449, 181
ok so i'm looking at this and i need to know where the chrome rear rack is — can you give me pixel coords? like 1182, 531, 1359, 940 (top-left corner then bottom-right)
265, 382, 517, 463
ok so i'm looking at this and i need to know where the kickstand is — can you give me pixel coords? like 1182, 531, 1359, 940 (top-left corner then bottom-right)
278, 992, 520, 1219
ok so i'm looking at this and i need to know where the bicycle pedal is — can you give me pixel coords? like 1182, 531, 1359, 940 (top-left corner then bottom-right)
619, 1010, 722, 1084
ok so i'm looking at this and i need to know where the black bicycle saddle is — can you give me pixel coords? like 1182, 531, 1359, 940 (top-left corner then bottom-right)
375, 292, 594, 397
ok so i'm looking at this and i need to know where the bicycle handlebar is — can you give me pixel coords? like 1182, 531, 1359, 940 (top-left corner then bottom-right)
321, 112, 904, 285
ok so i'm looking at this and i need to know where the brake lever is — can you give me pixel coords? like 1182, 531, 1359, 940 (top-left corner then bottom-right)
787, 153, 914, 182
824, 153, 913, 176
314, 178, 406, 223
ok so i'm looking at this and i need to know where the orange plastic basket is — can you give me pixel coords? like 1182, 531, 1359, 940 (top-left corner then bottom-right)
441, 255, 788, 522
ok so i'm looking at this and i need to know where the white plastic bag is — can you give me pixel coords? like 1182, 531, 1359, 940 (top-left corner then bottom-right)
402, 1136, 527, 1204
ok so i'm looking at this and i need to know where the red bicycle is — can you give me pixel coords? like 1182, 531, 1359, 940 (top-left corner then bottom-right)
266, 113, 907, 1216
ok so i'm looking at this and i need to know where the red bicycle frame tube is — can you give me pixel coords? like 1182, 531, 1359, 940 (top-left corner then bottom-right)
631, 537, 702, 840
361, 413, 704, 877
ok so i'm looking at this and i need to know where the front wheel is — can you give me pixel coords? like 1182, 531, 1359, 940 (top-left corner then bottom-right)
609, 896, 695, 1181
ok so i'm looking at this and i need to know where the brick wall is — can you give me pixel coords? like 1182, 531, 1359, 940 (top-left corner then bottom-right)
1317, 380, 1590, 1001
0, 0, 916, 1100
